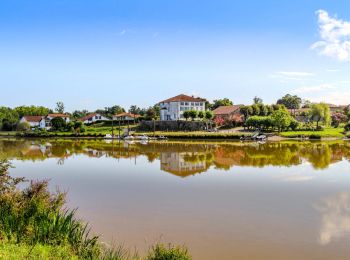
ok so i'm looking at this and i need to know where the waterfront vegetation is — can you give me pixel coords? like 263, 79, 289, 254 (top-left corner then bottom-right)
0, 159, 191, 259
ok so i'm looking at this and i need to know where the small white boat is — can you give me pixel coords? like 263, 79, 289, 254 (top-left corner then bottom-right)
139, 135, 149, 141
124, 135, 134, 140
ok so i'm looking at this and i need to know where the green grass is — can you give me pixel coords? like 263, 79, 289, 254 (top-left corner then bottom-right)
279, 127, 345, 138
0, 243, 78, 259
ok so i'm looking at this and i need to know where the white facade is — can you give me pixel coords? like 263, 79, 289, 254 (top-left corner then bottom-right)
160, 101, 206, 121
82, 113, 109, 124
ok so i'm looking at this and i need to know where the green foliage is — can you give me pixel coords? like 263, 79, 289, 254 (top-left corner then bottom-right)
0, 107, 19, 131
271, 109, 292, 132
245, 116, 273, 130
345, 122, 350, 132
205, 110, 214, 120
188, 110, 198, 120
14, 106, 51, 118
309, 103, 331, 127
253, 96, 263, 104
146, 243, 191, 260
51, 117, 66, 130
55, 102, 65, 114
198, 111, 204, 119
277, 94, 302, 110
16, 122, 31, 132
183, 111, 190, 120
289, 118, 300, 131
211, 98, 233, 110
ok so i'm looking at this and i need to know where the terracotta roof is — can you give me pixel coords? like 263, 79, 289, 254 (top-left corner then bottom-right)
114, 112, 141, 118
213, 105, 242, 115
47, 114, 70, 118
22, 116, 44, 123
160, 94, 206, 103
80, 113, 98, 122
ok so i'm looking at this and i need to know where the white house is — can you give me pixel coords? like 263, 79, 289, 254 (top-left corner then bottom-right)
159, 94, 206, 121
20, 114, 70, 130
80, 113, 109, 124
19, 116, 46, 129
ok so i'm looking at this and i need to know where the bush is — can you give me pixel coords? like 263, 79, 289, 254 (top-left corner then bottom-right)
289, 119, 299, 131
147, 243, 191, 260
309, 134, 322, 139
345, 122, 350, 132
16, 122, 31, 132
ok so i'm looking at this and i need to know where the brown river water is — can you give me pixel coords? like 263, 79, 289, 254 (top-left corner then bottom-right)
1, 138, 350, 259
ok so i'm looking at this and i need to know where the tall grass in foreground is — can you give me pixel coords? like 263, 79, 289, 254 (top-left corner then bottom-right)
0, 159, 191, 259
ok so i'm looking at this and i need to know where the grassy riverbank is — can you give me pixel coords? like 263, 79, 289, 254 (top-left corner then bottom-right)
135, 131, 252, 139
0, 160, 191, 260
278, 127, 346, 139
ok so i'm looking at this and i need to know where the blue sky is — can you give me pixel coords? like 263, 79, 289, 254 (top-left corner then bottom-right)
1, 0, 350, 111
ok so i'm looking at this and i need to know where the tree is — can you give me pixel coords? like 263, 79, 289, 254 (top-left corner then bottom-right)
55, 102, 65, 114
205, 111, 214, 120
251, 105, 260, 116
16, 121, 31, 132
129, 105, 141, 115
14, 106, 51, 118
211, 98, 233, 110
145, 107, 157, 120
0, 107, 19, 131
198, 111, 205, 120
277, 94, 302, 114
271, 109, 292, 132
239, 106, 250, 121
309, 103, 330, 127
72, 110, 89, 119
183, 111, 190, 121
51, 117, 66, 130
188, 110, 198, 120
253, 96, 263, 104
331, 112, 348, 128
258, 104, 268, 116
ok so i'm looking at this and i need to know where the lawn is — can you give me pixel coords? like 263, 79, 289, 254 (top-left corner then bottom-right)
279, 127, 346, 138
0, 243, 78, 259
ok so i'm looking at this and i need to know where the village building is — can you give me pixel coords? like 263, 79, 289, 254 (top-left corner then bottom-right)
20, 114, 70, 130
19, 116, 46, 129
113, 112, 141, 121
80, 113, 109, 124
213, 105, 243, 121
159, 94, 206, 121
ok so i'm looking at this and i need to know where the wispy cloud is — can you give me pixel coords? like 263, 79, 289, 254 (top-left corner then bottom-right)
308, 91, 350, 105
269, 71, 315, 84
293, 83, 335, 94
311, 10, 350, 61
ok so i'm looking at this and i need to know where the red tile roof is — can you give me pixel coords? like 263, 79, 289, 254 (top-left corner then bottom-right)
22, 116, 44, 123
80, 113, 98, 122
160, 94, 206, 103
213, 105, 242, 115
114, 112, 141, 118
47, 114, 70, 118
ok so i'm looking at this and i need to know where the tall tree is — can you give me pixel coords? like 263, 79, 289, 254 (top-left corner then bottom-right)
309, 103, 331, 127
277, 94, 302, 113
211, 98, 233, 110
55, 101, 65, 114
129, 105, 142, 115
253, 96, 263, 104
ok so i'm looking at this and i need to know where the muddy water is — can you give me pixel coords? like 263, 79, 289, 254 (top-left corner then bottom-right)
2, 139, 350, 259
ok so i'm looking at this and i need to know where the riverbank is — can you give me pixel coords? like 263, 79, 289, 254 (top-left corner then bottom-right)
0, 160, 191, 260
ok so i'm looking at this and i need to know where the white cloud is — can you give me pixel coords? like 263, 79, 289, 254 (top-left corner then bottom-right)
277, 71, 315, 77
269, 71, 315, 83
293, 83, 335, 94
311, 10, 350, 61
315, 193, 350, 245
309, 91, 350, 105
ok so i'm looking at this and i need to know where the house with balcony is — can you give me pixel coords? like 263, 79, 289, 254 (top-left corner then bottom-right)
80, 113, 109, 124
159, 94, 206, 121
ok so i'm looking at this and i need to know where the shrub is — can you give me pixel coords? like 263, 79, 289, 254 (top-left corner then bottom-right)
147, 243, 191, 260
345, 122, 350, 132
289, 119, 299, 131
309, 134, 322, 139
16, 122, 31, 132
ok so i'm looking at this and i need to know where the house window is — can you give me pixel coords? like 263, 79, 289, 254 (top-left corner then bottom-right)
195, 102, 199, 106
191, 102, 194, 106
185, 102, 189, 106
181, 102, 184, 105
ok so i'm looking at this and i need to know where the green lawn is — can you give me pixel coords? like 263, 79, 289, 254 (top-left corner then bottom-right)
0, 243, 78, 259
279, 127, 345, 138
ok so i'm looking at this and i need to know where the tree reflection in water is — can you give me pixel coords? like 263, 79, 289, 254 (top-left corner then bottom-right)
0, 139, 350, 177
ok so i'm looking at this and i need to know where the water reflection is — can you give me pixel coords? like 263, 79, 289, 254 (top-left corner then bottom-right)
0, 139, 350, 177
315, 192, 350, 245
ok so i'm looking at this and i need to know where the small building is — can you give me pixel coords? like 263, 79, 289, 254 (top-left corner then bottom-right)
213, 105, 243, 121
20, 114, 70, 130
113, 112, 141, 121
80, 113, 109, 124
159, 94, 206, 121
19, 116, 46, 129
